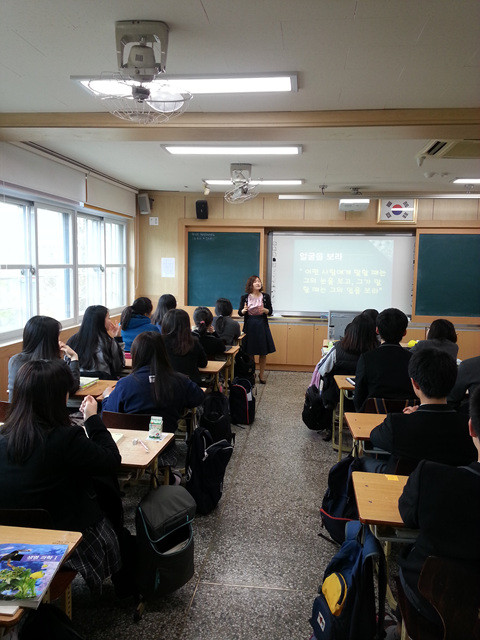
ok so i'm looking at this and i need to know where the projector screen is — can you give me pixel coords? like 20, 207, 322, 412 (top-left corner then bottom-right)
268, 232, 415, 317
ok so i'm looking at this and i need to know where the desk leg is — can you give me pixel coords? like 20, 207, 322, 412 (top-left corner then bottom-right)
334, 390, 345, 461
229, 356, 235, 390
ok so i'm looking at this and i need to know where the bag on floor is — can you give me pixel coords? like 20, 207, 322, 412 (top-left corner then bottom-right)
233, 349, 256, 387
200, 390, 234, 445
302, 384, 334, 431
310, 521, 386, 640
319, 455, 362, 544
185, 426, 234, 514
229, 376, 256, 425
135, 485, 196, 599
19, 603, 85, 639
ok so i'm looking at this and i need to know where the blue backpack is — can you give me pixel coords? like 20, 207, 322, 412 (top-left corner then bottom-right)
310, 521, 387, 640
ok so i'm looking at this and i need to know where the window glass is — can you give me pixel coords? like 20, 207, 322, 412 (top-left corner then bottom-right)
38, 268, 73, 320
106, 266, 126, 309
78, 267, 104, 314
77, 215, 103, 264
0, 268, 32, 334
37, 208, 72, 264
0, 201, 30, 264
105, 221, 125, 264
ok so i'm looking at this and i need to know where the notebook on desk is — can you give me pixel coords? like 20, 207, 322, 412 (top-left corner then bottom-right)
110, 432, 124, 444
79, 377, 99, 389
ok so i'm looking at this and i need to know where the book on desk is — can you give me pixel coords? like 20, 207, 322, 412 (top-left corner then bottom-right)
79, 376, 99, 389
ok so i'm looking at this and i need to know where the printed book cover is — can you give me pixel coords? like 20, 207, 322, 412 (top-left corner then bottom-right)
0, 543, 68, 609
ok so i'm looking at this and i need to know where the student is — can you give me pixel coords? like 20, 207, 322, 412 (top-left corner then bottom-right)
151, 293, 177, 332
102, 332, 205, 431
448, 354, 480, 411
363, 348, 476, 473
120, 296, 160, 352
67, 305, 125, 379
192, 306, 226, 358
238, 275, 275, 384
0, 359, 122, 592
410, 318, 458, 360
7, 315, 80, 398
213, 298, 241, 346
396, 383, 480, 628
161, 309, 208, 386
353, 308, 415, 411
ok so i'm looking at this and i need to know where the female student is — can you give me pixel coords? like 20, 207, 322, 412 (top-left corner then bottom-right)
238, 275, 275, 384
213, 298, 241, 346
410, 318, 459, 360
151, 293, 177, 332
192, 306, 226, 358
8, 315, 80, 398
161, 309, 208, 386
120, 296, 160, 352
67, 305, 124, 379
0, 359, 122, 592
102, 332, 204, 430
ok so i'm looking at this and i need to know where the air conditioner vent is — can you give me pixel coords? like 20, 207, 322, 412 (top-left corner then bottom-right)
420, 139, 480, 159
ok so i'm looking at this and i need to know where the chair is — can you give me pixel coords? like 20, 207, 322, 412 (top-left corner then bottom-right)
102, 411, 151, 430
0, 400, 9, 422
361, 397, 419, 414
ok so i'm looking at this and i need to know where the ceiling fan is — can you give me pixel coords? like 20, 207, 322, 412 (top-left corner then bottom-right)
224, 164, 259, 204
73, 20, 191, 124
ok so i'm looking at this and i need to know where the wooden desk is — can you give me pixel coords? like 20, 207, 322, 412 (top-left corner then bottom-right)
73, 380, 117, 399
110, 428, 174, 486
236, 332, 245, 344
352, 471, 408, 527
224, 345, 240, 389
333, 375, 355, 461
0, 525, 82, 629
345, 412, 385, 453
198, 360, 227, 392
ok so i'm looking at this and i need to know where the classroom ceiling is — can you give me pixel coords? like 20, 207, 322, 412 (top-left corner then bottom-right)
0, 0, 479, 198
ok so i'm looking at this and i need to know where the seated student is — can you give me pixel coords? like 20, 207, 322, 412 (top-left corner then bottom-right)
0, 360, 122, 593
353, 307, 415, 411
120, 296, 160, 352
151, 293, 177, 333
8, 315, 80, 399
396, 383, 480, 629
67, 305, 124, 379
362, 348, 476, 473
213, 298, 241, 346
410, 318, 458, 360
192, 306, 226, 358
448, 354, 480, 411
102, 332, 205, 431
161, 309, 208, 386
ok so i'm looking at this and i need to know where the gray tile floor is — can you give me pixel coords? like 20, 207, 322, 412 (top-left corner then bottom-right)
71, 371, 343, 639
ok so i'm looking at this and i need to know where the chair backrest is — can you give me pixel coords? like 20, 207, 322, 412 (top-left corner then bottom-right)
419, 556, 480, 640
394, 575, 441, 640
102, 411, 151, 430
0, 508, 53, 528
360, 397, 419, 414
0, 400, 9, 422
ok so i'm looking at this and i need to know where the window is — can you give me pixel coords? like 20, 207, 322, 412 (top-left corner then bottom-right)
0, 197, 127, 341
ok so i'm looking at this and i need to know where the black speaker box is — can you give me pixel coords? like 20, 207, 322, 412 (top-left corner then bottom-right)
196, 200, 208, 219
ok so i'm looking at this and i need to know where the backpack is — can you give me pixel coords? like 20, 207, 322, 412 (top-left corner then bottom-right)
229, 377, 256, 425
200, 390, 234, 445
185, 426, 234, 514
319, 455, 362, 544
310, 521, 386, 640
233, 349, 256, 387
302, 385, 334, 431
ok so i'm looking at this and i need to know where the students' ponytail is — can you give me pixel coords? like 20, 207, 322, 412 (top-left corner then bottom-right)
121, 297, 153, 330
193, 306, 213, 337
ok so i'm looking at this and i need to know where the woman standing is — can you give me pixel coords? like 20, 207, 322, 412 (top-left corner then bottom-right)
238, 275, 275, 384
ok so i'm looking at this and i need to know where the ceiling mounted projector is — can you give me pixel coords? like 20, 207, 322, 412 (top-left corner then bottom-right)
339, 199, 370, 212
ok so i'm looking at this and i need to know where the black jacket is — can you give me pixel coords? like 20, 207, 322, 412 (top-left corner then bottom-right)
162, 334, 208, 386
238, 293, 273, 330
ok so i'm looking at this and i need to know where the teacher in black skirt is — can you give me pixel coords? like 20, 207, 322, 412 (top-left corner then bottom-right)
238, 275, 276, 384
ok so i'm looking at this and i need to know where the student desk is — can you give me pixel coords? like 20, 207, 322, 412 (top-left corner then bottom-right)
345, 412, 385, 454
333, 375, 355, 461
73, 380, 117, 399
110, 429, 174, 487
352, 471, 408, 527
198, 360, 227, 392
0, 525, 82, 631
223, 345, 240, 389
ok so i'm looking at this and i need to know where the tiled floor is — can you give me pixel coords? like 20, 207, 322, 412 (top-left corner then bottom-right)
71, 371, 341, 639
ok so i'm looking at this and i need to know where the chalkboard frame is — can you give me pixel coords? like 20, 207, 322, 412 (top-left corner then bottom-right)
412, 229, 480, 323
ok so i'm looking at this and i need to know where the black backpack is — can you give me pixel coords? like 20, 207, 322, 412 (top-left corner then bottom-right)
233, 349, 256, 387
229, 377, 256, 425
302, 384, 334, 431
319, 454, 362, 544
310, 520, 386, 640
200, 391, 234, 445
185, 426, 234, 514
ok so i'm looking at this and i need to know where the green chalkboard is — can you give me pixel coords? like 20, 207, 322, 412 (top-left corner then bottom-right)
187, 231, 261, 307
414, 232, 480, 319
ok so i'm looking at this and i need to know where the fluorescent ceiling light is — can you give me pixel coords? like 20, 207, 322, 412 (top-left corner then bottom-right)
165, 146, 302, 155
453, 178, 480, 184
339, 198, 370, 205
205, 179, 304, 186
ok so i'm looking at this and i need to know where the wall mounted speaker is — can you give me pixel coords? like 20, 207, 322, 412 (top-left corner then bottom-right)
196, 200, 208, 219
138, 192, 151, 215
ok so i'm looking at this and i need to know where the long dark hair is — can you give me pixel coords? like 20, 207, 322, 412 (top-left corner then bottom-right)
3, 360, 73, 463
21, 315, 61, 359
151, 294, 177, 327
68, 305, 111, 370
245, 275, 262, 294
193, 306, 213, 337
120, 297, 153, 330
340, 314, 378, 356
131, 332, 176, 405
215, 298, 233, 335
428, 318, 457, 343
161, 309, 194, 356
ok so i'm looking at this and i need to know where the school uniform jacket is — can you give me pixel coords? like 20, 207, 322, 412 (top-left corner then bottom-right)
162, 334, 208, 386
192, 329, 226, 358
369, 404, 476, 473
448, 355, 480, 409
